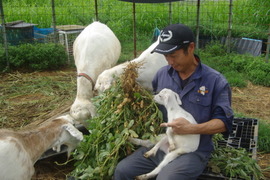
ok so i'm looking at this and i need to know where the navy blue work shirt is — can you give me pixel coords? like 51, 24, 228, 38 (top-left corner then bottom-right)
152, 55, 233, 156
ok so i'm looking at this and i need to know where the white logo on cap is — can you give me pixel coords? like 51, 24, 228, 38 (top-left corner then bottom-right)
160, 30, 173, 42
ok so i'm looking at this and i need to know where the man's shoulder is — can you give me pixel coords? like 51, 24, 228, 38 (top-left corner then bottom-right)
201, 63, 220, 75
200, 63, 228, 84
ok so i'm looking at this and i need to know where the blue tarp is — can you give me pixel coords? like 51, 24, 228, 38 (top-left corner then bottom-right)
34, 26, 54, 39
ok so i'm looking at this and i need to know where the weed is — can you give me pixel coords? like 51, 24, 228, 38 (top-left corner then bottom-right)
258, 121, 270, 153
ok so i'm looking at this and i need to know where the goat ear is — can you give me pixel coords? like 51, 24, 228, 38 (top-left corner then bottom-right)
63, 123, 83, 141
163, 93, 170, 105
174, 92, 182, 105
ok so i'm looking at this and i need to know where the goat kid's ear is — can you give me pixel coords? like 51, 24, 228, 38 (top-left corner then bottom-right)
164, 93, 170, 105
63, 123, 83, 141
174, 93, 182, 105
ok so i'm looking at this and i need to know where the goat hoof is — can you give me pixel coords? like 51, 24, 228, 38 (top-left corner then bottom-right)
143, 152, 152, 158
135, 175, 148, 180
169, 145, 176, 152
143, 153, 149, 158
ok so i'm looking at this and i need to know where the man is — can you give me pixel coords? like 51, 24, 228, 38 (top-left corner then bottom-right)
114, 23, 233, 180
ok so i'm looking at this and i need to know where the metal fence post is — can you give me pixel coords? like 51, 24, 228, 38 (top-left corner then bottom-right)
95, 0, 98, 21
51, 0, 57, 44
169, 2, 172, 24
265, 25, 270, 63
226, 0, 233, 53
0, 0, 9, 70
133, 2, 137, 58
195, 0, 201, 52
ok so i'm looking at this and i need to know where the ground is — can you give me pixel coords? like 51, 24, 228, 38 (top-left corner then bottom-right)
0, 68, 269, 179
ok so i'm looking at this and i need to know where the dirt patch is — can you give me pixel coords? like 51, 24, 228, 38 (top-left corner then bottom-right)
232, 82, 270, 122
0, 68, 76, 129
0, 68, 269, 179
32, 154, 75, 180
258, 153, 270, 178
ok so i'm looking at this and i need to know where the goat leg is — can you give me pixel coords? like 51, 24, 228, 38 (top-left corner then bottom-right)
167, 128, 176, 152
143, 136, 168, 158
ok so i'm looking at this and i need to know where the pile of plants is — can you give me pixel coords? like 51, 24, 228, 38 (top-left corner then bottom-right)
207, 134, 264, 180
70, 62, 163, 179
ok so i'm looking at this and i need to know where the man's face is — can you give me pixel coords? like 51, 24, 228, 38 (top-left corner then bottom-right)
164, 43, 195, 72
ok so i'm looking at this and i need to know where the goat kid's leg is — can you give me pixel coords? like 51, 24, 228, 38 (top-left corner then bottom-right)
144, 136, 168, 158
167, 128, 175, 151
128, 137, 154, 148
137, 148, 187, 180
135, 174, 149, 180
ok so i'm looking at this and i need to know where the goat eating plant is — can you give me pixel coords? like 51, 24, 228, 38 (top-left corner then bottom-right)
135, 88, 200, 180
94, 40, 167, 93
70, 21, 121, 125
0, 114, 83, 180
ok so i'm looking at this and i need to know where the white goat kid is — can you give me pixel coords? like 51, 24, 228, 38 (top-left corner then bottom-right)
0, 114, 83, 180
136, 88, 200, 180
94, 40, 167, 93
70, 21, 121, 125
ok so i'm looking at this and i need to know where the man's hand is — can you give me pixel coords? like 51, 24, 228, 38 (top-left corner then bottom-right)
161, 118, 227, 135
160, 117, 194, 134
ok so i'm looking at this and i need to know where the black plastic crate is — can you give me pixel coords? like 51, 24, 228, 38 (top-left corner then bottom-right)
220, 117, 258, 158
198, 117, 258, 180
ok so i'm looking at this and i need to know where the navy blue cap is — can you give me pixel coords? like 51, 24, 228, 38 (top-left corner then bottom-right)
151, 23, 194, 54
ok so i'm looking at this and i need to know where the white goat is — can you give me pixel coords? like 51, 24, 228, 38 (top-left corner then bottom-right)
94, 40, 167, 93
0, 114, 83, 180
136, 88, 200, 180
70, 21, 121, 125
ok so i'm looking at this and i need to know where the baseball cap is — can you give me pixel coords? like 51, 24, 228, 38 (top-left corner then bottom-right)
151, 23, 194, 54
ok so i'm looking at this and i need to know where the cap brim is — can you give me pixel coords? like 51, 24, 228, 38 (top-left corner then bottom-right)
151, 43, 180, 54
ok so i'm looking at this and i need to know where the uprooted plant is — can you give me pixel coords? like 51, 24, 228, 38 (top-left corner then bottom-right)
70, 62, 163, 179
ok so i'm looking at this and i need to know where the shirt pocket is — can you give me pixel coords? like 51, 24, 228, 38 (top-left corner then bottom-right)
188, 94, 212, 123
189, 94, 212, 107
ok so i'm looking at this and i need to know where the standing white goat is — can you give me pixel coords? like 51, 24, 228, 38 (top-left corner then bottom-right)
136, 88, 200, 180
70, 21, 121, 125
94, 40, 167, 93
0, 114, 83, 180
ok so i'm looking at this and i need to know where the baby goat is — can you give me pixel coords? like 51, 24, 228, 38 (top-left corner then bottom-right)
136, 88, 200, 180
0, 114, 83, 180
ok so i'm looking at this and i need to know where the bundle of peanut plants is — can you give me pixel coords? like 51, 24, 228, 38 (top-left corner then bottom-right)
207, 134, 264, 180
70, 62, 163, 179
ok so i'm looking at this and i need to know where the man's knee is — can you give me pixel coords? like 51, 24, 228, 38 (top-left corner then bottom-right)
114, 160, 131, 179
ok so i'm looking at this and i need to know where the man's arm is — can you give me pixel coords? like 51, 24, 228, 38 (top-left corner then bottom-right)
160, 118, 227, 135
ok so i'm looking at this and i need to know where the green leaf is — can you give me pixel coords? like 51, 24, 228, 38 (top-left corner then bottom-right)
128, 120, 134, 128
128, 129, 138, 138
150, 125, 155, 132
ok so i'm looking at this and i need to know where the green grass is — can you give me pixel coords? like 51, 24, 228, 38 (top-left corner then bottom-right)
2, 0, 269, 42
199, 42, 270, 87
258, 120, 270, 153
1, 0, 269, 61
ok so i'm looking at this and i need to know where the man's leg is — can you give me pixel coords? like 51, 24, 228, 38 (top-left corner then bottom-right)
114, 147, 165, 180
156, 151, 210, 180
